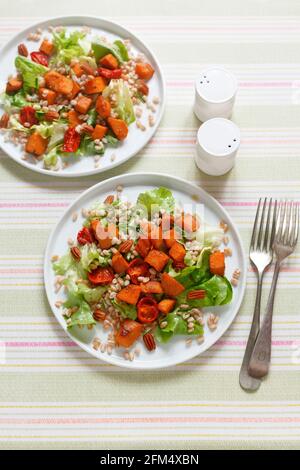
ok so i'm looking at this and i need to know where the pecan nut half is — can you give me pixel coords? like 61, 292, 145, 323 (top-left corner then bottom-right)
93, 309, 106, 322
0, 113, 9, 129
70, 246, 81, 261
18, 43, 28, 57
44, 110, 59, 122
104, 195, 114, 205
81, 123, 94, 135
119, 240, 133, 254
187, 289, 206, 300
143, 332, 156, 351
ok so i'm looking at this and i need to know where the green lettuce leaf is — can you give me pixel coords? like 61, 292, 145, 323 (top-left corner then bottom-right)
79, 135, 105, 156
44, 146, 61, 169
112, 300, 137, 320
80, 243, 110, 272
0, 91, 30, 111
52, 29, 89, 64
137, 187, 175, 217
15, 56, 48, 91
175, 249, 211, 289
155, 312, 204, 343
177, 275, 233, 308
53, 252, 75, 275
103, 79, 135, 125
91, 38, 128, 64
64, 296, 96, 329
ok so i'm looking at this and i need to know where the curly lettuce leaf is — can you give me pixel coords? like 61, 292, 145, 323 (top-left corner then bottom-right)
155, 312, 204, 343
52, 29, 90, 64
79, 135, 105, 156
137, 187, 175, 217
0, 91, 30, 112
112, 300, 137, 320
80, 243, 110, 272
53, 252, 75, 275
64, 296, 96, 329
91, 38, 128, 64
102, 79, 135, 125
15, 56, 48, 91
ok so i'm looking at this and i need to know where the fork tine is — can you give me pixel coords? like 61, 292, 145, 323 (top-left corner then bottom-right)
257, 198, 267, 250
263, 198, 272, 251
295, 203, 299, 245
250, 198, 262, 251
270, 199, 278, 248
277, 200, 287, 242
290, 202, 299, 247
283, 201, 292, 245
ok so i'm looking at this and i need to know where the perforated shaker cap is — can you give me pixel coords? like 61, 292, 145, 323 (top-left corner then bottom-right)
195, 67, 238, 104
197, 118, 240, 157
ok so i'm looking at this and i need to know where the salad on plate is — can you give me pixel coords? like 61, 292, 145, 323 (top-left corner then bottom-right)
0, 26, 157, 171
52, 187, 236, 358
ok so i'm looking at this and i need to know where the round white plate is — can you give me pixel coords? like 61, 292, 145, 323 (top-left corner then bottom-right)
44, 173, 246, 369
0, 16, 165, 177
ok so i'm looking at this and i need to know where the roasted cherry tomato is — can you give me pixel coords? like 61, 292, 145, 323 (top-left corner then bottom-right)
19, 106, 38, 127
97, 67, 122, 80
77, 227, 93, 245
62, 127, 81, 153
88, 267, 114, 286
126, 258, 150, 285
137, 296, 159, 324
30, 51, 49, 67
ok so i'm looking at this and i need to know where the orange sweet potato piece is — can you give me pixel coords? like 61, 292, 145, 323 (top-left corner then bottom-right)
158, 298, 176, 315
25, 132, 48, 156
144, 250, 169, 272
99, 53, 119, 69
175, 213, 199, 233
115, 319, 143, 348
67, 80, 81, 100
71, 62, 84, 77
135, 62, 155, 81
107, 117, 128, 141
169, 241, 186, 263
117, 284, 141, 305
161, 272, 185, 297
44, 70, 73, 95
67, 109, 81, 128
135, 238, 151, 259
151, 226, 166, 251
39, 39, 54, 56
209, 251, 225, 276
161, 213, 174, 231
6, 77, 23, 93
95, 222, 118, 250
84, 77, 107, 94
91, 124, 107, 141
163, 228, 180, 249
75, 96, 92, 114
112, 252, 129, 274
96, 95, 111, 119
141, 281, 163, 295
38, 87, 56, 105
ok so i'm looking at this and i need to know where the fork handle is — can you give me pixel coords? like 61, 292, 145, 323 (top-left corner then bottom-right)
248, 260, 281, 379
239, 271, 262, 391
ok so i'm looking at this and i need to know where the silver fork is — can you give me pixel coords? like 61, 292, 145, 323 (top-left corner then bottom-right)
239, 198, 277, 392
248, 201, 299, 379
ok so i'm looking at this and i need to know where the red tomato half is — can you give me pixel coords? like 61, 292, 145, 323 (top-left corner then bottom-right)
77, 227, 93, 245
62, 127, 81, 153
19, 106, 38, 127
30, 51, 49, 67
137, 296, 159, 324
126, 259, 150, 285
88, 267, 114, 286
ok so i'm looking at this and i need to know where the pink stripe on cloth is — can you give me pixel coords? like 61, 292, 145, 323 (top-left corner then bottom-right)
5, 341, 77, 347
0, 202, 68, 208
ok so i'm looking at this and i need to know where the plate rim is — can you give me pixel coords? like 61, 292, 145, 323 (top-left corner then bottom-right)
0, 15, 166, 178
44, 172, 247, 370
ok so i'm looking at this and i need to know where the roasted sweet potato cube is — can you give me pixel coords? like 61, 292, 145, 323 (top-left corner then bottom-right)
75, 96, 92, 114
84, 77, 107, 94
67, 80, 81, 100
169, 241, 186, 263
140, 281, 164, 295
91, 125, 107, 141
161, 273, 185, 297
163, 228, 180, 249
144, 250, 169, 272
112, 252, 129, 274
174, 213, 199, 233
67, 109, 81, 128
158, 299, 176, 314
25, 132, 48, 156
117, 284, 141, 305
107, 117, 128, 140
135, 238, 151, 259
151, 226, 166, 251
209, 251, 225, 276
39, 39, 54, 56
38, 87, 56, 105
99, 53, 119, 69
6, 77, 23, 93
71, 63, 84, 77
44, 70, 73, 95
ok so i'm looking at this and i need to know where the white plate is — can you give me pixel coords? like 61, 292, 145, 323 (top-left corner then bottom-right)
0, 16, 165, 177
44, 173, 247, 370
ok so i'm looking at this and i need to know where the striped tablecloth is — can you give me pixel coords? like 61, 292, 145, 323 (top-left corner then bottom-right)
1, 2, 300, 450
